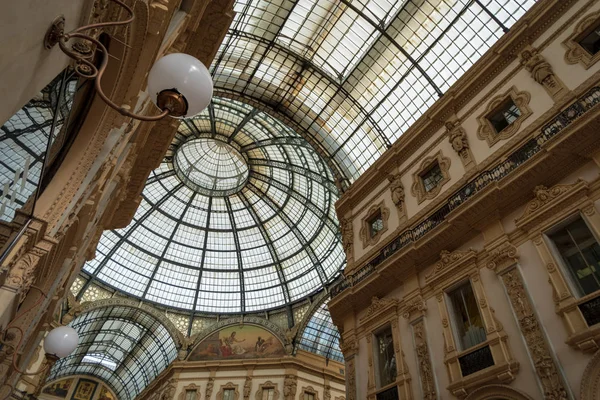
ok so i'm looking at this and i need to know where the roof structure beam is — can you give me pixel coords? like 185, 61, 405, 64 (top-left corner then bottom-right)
224, 196, 246, 313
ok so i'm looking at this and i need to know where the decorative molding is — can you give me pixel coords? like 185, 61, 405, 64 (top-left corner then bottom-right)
499, 269, 568, 400
413, 320, 436, 400
563, 11, 600, 69
516, 179, 589, 231
217, 382, 240, 400
243, 376, 252, 400
178, 384, 200, 400
476, 86, 532, 147
206, 378, 215, 400
411, 151, 451, 204
339, 336, 358, 359
283, 375, 297, 400
255, 381, 279, 400
402, 295, 427, 321
360, 202, 390, 248
341, 217, 354, 265
520, 45, 567, 101
445, 118, 475, 170
387, 173, 407, 224
486, 242, 518, 274
360, 296, 399, 328
301, 386, 319, 400
346, 358, 356, 400
464, 384, 535, 400
580, 349, 600, 400
425, 249, 478, 287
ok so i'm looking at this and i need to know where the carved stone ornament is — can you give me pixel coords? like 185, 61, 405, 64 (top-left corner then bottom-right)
387, 172, 406, 216
445, 118, 475, 170
359, 202, 390, 248
346, 358, 356, 400
340, 337, 358, 358
486, 242, 518, 273
340, 217, 354, 264
411, 150, 452, 204
563, 11, 600, 70
425, 248, 477, 287
178, 384, 200, 400
255, 381, 279, 400
520, 45, 566, 101
515, 179, 588, 231
323, 385, 331, 400
160, 379, 177, 400
476, 86, 532, 147
402, 296, 427, 320
580, 349, 600, 400
217, 382, 240, 400
244, 376, 252, 400
364, 296, 398, 319
413, 320, 436, 400
206, 378, 215, 400
500, 269, 568, 400
283, 375, 297, 400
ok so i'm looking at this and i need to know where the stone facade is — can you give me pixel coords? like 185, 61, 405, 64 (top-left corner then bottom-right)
329, 0, 600, 399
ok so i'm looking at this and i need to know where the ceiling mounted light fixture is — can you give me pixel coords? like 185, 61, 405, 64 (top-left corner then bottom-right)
44, 0, 213, 121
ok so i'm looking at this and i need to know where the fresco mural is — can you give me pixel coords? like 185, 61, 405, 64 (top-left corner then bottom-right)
188, 325, 286, 361
71, 379, 97, 400
42, 378, 73, 398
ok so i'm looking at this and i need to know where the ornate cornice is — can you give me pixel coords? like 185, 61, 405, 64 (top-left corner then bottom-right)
425, 249, 478, 287
486, 241, 519, 274
360, 296, 399, 327
515, 179, 589, 231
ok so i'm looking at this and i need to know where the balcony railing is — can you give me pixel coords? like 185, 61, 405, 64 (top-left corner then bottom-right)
331, 87, 600, 298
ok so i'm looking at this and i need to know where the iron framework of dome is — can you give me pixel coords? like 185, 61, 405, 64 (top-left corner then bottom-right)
80, 97, 345, 314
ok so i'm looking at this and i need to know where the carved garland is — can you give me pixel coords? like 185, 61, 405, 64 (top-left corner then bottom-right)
476, 86, 532, 147
563, 11, 600, 69
411, 151, 451, 204
359, 202, 390, 248
413, 320, 436, 400
500, 269, 568, 400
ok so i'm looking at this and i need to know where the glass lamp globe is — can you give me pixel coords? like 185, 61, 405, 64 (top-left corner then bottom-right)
147, 53, 214, 118
43, 326, 79, 358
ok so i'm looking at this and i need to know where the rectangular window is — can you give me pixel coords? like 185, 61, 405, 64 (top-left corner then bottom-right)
223, 389, 235, 400
548, 217, 600, 296
421, 162, 444, 193
487, 98, 521, 134
448, 282, 487, 350
579, 23, 600, 55
374, 326, 397, 388
303, 393, 315, 400
262, 388, 274, 400
369, 210, 384, 238
185, 390, 197, 400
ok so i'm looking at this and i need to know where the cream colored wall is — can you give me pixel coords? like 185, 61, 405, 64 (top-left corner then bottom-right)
0, 0, 92, 125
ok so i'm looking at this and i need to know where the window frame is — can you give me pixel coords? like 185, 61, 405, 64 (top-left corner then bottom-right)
360, 202, 390, 248
410, 151, 451, 204
564, 11, 600, 69
544, 212, 600, 298
445, 279, 488, 352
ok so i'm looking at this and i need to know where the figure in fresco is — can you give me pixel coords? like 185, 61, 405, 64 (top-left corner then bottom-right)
255, 336, 266, 353
222, 331, 246, 356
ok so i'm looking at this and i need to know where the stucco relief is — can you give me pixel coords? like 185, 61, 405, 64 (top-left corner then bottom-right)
581, 349, 600, 400
413, 320, 436, 400
445, 118, 475, 170
500, 269, 568, 400
520, 46, 566, 101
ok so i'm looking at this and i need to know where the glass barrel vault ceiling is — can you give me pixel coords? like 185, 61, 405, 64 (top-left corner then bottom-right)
212, 0, 537, 183
82, 97, 345, 314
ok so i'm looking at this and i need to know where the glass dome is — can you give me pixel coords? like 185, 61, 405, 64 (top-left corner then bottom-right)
83, 97, 345, 314
174, 138, 249, 196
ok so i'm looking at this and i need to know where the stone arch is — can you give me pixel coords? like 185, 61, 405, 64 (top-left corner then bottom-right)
464, 385, 535, 400
581, 349, 600, 400
63, 297, 184, 349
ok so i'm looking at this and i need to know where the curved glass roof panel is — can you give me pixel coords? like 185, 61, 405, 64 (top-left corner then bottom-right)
213, 0, 537, 183
298, 301, 343, 362
48, 306, 177, 400
82, 97, 344, 314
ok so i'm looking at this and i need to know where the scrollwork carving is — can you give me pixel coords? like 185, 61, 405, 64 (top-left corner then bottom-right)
413, 320, 436, 400
520, 46, 566, 100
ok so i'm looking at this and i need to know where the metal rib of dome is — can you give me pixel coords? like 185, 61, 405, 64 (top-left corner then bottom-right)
174, 138, 249, 196
82, 97, 345, 313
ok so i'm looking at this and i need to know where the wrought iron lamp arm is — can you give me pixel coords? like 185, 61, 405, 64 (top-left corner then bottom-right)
45, 0, 175, 121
